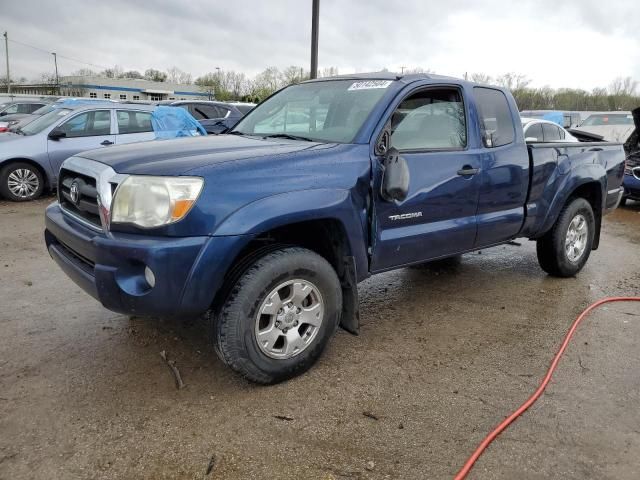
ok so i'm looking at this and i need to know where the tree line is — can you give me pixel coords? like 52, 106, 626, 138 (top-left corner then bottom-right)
465, 72, 639, 111
5, 64, 639, 109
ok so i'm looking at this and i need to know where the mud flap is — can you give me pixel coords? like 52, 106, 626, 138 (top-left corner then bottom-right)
339, 256, 359, 335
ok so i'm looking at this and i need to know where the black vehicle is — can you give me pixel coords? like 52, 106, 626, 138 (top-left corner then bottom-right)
161, 100, 255, 134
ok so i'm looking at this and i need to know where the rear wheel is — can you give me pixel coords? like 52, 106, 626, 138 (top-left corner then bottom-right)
0, 162, 44, 201
214, 247, 342, 384
536, 198, 595, 277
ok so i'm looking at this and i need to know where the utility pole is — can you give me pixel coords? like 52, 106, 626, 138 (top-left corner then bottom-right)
3, 32, 10, 95
52, 52, 59, 93
310, 0, 319, 79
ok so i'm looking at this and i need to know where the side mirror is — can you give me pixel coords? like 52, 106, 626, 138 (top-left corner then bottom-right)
380, 147, 410, 203
48, 127, 66, 140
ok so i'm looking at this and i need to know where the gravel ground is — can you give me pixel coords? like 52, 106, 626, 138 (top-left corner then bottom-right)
1, 196, 639, 480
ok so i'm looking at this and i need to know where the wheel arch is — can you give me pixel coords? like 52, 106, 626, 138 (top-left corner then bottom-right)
0, 157, 51, 191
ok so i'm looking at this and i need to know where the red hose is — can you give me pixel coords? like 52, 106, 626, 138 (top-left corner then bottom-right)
454, 296, 640, 480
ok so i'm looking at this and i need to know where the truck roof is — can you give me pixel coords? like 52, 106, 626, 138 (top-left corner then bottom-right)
302, 71, 491, 88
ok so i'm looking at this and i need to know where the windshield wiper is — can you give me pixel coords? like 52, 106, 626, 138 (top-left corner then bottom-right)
262, 133, 314, 142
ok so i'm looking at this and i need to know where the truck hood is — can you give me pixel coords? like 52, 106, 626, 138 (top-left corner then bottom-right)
79, 134, 330, 176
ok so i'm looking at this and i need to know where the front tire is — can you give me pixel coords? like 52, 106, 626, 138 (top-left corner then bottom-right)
536, 197, 595, 277
0, 162, 44, 201
214, 247, 342, 384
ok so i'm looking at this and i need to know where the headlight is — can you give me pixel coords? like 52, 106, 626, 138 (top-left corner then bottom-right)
111, 176, 204, 228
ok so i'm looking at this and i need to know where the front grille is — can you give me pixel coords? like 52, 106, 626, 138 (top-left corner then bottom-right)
59, 168, 101, 228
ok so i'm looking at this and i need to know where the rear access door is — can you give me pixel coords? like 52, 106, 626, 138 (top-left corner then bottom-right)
370, 85, 482, 271
472, 87, 530, 247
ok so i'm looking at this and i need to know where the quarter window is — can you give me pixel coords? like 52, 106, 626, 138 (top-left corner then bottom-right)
524, 123, 543, 141
542, 123, 561, 142
390, 88, 467, 151
116, 110, 153, 134
59, 110, 112, 138
474, 87, 515, 147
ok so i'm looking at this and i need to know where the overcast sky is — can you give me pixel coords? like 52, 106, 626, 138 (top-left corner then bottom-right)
1, 0, 637, 90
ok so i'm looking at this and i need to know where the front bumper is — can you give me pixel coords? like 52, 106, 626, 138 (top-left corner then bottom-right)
45, 202, 249, 316
623, 174, 640, 200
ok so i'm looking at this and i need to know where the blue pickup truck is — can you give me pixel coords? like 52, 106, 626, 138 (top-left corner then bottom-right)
44, 73, 625, 384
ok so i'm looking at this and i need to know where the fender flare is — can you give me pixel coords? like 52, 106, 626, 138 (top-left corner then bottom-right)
214, 188, 369, 275
536, 163, 606, 239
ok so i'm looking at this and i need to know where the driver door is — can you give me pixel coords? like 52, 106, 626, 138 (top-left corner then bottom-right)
47, 109, 115, 179
370, 86, 482, 272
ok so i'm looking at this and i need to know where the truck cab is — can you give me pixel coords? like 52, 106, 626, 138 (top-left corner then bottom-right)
45, 73, 626, 384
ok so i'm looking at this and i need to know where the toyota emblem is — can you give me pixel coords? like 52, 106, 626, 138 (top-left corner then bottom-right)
70, 181, 80, 205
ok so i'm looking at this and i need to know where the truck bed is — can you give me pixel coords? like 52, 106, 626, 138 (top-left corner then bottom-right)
521, 142, 626, 238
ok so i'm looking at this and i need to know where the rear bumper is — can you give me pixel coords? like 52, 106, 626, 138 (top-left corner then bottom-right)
623, 174, 640, 200
45, 202, 249, 316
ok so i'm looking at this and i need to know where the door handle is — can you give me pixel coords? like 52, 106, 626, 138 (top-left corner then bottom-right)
457, 166, 479, 176
101, 140, 114, 146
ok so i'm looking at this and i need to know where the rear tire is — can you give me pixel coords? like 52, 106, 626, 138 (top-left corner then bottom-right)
0, 162, 44, 201
214, 247, 342, 384
536, 198, 595, 277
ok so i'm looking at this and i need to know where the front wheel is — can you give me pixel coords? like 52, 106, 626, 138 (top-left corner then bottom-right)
536, 197, 595, 277
214, 247, 342, 384
0, 162, 45, 201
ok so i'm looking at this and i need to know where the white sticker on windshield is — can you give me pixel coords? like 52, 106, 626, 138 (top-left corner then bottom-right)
348, 80, 393, 91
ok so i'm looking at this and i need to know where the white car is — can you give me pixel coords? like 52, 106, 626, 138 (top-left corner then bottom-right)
521, 117, 579, 143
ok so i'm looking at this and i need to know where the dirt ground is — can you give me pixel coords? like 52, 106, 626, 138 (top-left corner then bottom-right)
1, 196, 639, 480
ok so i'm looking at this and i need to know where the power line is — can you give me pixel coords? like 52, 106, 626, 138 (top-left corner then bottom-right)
5, 35, 111, 71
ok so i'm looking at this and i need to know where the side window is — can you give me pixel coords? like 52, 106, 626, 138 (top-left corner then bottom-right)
473, 87, 515, 147
116, 110, 153, 134
389, 88, 467, 151
542, 123, 561, 142
524, 123, 543, 141
3, 104, 19, 114
29, 104, 46, 113
60, 110, 112, 138
192, 104, 220, 119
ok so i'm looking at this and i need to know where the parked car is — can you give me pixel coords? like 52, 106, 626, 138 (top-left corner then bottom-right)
0, 103, 203, 201
573, 112, 635, 143
521, 117, 579, 142
0, 98, 115, 133
520, 110, 582, 128
44, 73, 625, 384
621, 108, 640, 206
162, 100, 254, 134
0, 100, 49, 117
0, 100, 52, 132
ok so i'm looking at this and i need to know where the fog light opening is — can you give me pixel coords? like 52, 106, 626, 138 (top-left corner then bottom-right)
144, 266, 156, 289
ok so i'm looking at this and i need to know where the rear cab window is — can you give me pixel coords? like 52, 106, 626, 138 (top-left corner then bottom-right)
473, 87, 515, 148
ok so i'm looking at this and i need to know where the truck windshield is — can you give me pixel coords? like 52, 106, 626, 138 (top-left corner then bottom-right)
20, 108, 72, 135
232, 79, 394, 143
